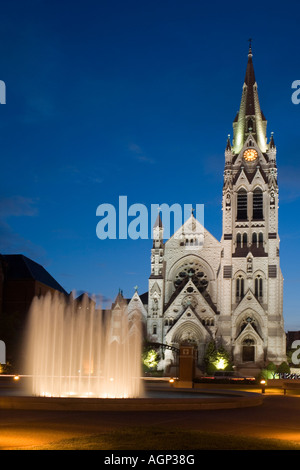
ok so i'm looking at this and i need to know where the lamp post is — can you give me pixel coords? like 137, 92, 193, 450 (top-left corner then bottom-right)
260, 379, 266, 394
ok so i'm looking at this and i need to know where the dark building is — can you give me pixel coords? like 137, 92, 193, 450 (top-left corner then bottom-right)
0, 254, 68, 370
286, 331, 300, 351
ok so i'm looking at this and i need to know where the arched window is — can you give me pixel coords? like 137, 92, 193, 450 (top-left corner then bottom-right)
236, 276, 245, 301
253, 188, 263, 220
247, 118, 253, 132
252, 232, 257, 246
152, 324, 157, 335
258, 232, 263, 246
242, 233, 247, 247
236, 233, 241, 247
237, 189, 248, 221
255, 275, 263, 300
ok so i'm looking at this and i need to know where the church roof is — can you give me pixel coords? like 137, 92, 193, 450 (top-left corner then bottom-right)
139, 291, 148, 304
1, 254, 68, 295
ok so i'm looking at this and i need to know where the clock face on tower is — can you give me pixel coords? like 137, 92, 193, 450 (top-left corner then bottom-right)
243, 148, 258, 162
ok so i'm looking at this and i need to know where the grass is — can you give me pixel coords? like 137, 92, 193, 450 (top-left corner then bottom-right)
23, 426, 300, 451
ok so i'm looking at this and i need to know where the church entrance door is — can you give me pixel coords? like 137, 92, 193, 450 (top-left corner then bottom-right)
242, 345, 255, 362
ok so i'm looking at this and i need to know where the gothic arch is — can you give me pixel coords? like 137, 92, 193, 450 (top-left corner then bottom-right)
170, 320, 204, 345
236, 184, 248, 192
252, 186, 264, 220
236, 187, 248, 221
234, 308, 266, 340
233, 269, 247, 303
233, 322, 265, 366
233, 269, 247, 281
164, 317, 174, 327
253, 268, 266, 278
253, 269, 266, 302
236, 313, 262, 338
166, 254, 215, 301
167, 254, 215, 283
252, 184, 264, 191
165, 315, 212, 366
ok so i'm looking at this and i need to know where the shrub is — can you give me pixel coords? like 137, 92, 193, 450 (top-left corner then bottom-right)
204, 341, 232, 373
276, 362, 290, 374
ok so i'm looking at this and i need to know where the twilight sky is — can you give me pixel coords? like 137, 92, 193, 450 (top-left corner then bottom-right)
0, 0, 300, 330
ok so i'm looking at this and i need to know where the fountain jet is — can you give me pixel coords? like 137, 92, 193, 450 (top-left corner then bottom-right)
24, 292, 143, 398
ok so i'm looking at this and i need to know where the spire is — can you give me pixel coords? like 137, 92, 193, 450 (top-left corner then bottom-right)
232, 41, 267, 154
154, 212, 163, 228
111, 289, 126, 309
153, 210, 164, 248
244, 39, 256, 116
226, 134, 231, 151
244, 39, 256, 88
269, 131, 276, 149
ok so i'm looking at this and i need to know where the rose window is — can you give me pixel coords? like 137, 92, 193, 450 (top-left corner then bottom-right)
174, 262, 208, 293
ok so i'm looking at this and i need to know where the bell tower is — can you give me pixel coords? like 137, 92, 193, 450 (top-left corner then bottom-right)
219, 42, 286, 368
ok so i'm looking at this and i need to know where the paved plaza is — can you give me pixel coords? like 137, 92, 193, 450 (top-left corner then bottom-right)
1, 381, 300, 450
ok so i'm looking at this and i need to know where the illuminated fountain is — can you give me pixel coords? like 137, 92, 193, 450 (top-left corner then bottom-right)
24, 292, 143, 398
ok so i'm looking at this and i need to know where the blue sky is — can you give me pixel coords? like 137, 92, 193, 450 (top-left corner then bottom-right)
0, 0, 300, 330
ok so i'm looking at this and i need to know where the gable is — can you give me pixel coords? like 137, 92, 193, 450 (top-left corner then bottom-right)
165, 215, 220, 249
232, 288, 267, 321
164, 279, 216, 318
126, 291, 147, 320
234, 322, 264, 345
233, 134, 267, 167
165, 304, 212, 344
233, 165, 268, 187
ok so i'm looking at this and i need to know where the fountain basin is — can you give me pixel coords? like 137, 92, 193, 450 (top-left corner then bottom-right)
0, 387, 263, 411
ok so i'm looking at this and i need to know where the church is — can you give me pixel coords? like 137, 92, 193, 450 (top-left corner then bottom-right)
112, 44, 286, 376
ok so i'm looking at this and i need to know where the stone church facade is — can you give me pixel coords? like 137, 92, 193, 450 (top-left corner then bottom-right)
114, 45, 286, 376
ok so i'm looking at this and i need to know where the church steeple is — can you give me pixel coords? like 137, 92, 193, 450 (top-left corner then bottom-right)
244, 40, 255, 88
232, 41, 267, 155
